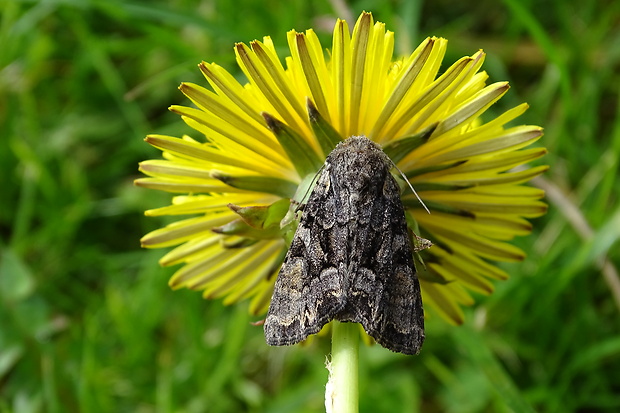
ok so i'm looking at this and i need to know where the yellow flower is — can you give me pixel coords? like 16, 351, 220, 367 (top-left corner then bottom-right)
136, 12, 547, 325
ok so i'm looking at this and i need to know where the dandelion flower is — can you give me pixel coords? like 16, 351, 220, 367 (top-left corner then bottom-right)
136, 12, 547, 326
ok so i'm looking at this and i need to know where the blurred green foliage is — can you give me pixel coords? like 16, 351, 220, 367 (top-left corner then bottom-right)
1, 0, 619, 412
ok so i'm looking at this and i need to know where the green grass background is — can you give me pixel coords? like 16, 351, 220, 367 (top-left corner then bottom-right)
1, 0, 619, 412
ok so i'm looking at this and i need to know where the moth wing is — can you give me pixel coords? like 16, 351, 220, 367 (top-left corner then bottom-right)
369, 245, 425, 355
346, 174, 425, 355
264, 168, 347, 346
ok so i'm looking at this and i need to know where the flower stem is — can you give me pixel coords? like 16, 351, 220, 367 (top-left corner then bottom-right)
326, 321, 359, 413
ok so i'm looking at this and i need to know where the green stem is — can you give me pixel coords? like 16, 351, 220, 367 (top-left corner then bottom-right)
326, 321, 359, 413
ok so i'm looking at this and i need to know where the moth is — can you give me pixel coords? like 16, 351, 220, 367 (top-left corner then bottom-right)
264, 136, 426, 355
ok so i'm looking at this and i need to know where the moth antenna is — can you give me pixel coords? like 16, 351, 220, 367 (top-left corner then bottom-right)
392, 161, 430, 214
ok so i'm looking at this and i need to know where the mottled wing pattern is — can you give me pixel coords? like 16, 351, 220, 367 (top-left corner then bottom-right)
264, 162, 347, 345
264, 136, 425, 354
341, 162, 425, 355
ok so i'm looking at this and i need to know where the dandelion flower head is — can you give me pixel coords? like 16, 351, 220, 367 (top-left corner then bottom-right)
136, 12, 547, 325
